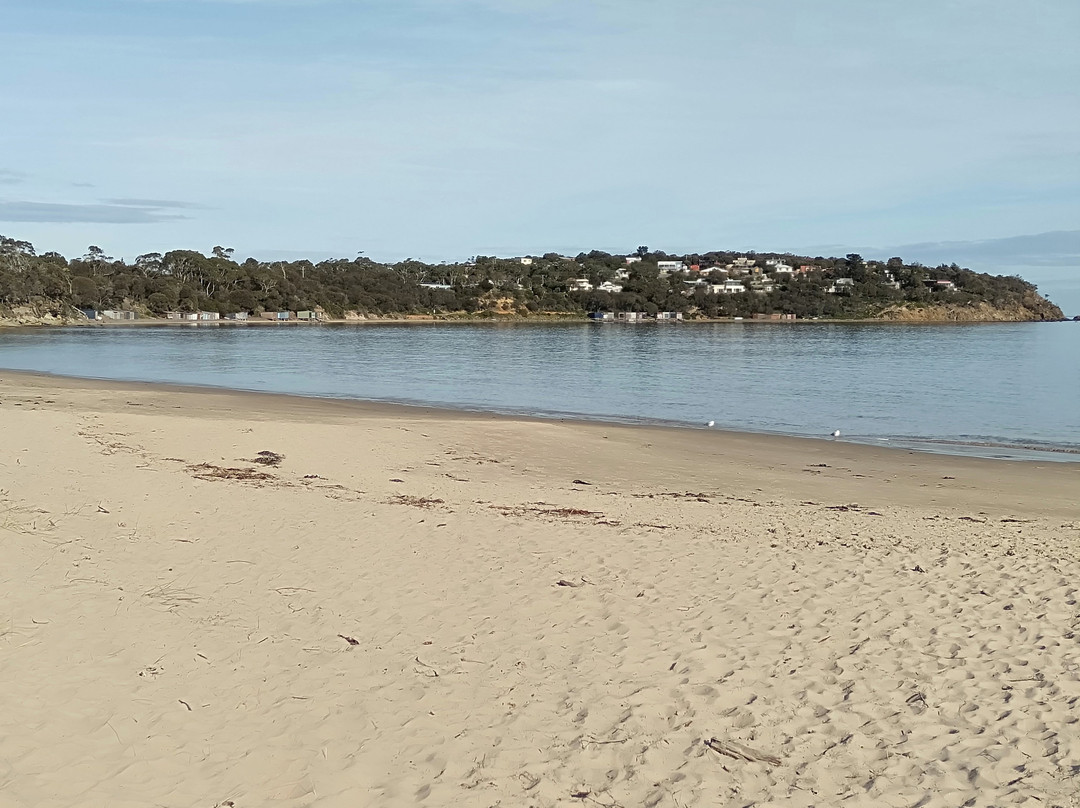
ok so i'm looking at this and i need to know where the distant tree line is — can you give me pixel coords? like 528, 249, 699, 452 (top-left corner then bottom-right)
0, 236, 1064, 321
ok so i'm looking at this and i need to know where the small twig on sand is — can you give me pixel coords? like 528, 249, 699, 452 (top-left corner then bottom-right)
704, 738, 781, 766
415, 656, 439, 676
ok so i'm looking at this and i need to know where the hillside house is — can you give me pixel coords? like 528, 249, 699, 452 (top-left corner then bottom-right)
925, 279, 957, 291
597, 281, 623, 293
826, 278, 856, 294
569, 278, 594, 292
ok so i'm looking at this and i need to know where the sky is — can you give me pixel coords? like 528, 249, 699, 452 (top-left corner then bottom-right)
2, 0, 1078, 311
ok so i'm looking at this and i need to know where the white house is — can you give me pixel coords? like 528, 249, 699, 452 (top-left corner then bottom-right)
625, 256, 643, 264
771, 263, 794, 274
569, 278, 594, 292
519, 257, 533, 265
719, 280, 746, 294
597, 281, 623, 293
925, 279, 957, 291
657, 260, 686, 273
615, 268, 631, 280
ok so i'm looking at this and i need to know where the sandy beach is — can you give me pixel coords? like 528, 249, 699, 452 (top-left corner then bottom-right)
1, 370, 1078, 807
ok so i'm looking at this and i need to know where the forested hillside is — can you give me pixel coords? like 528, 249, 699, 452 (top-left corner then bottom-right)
0, 237, 1064, 322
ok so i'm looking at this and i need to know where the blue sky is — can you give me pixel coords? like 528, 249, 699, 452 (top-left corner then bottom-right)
2, 0, 1078, 309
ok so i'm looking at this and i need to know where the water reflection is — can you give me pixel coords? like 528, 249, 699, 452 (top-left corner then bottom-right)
1, 322, 1077, 458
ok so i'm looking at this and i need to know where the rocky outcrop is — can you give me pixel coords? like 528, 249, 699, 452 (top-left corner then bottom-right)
0, 303, 87, 327
875, 300, 1064, 322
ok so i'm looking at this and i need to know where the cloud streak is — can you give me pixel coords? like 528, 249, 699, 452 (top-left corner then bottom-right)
103, 197, 209, 209
0, 200, 193, 224
883, 231, 1080, 267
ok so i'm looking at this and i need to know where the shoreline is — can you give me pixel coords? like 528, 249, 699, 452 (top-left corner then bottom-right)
2, 313, 1072, 329
3, 368, 1077, 519
2, 366, 1078, 465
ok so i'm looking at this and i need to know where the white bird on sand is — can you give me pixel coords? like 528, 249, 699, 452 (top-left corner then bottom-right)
831, 429, 841, 438
706, 420, 715, 427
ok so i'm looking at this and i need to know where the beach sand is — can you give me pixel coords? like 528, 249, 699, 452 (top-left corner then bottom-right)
1, 370, 1078, 807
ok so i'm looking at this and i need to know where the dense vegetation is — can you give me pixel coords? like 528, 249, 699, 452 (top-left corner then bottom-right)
0, 236, 1064, 321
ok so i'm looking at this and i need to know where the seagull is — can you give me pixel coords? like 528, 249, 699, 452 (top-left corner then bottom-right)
831, 429, 841, 438
706, 420, 715, 427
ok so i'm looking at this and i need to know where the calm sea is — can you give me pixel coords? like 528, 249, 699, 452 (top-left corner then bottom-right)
2, 322, 1078, 461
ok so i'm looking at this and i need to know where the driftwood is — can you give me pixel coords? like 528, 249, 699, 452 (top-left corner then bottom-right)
704, 738, 781, 766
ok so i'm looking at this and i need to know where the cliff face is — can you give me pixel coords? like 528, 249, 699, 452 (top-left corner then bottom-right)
875, 299, 1064, 322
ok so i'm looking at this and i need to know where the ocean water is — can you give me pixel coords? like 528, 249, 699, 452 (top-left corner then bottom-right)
1, 321, 1078, 460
